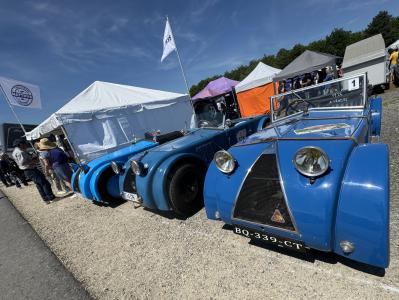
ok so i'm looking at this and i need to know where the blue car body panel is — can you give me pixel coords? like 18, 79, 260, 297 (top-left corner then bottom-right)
204, 94, 390, 268
120, 115, 269, 211
71, 140, 157, 202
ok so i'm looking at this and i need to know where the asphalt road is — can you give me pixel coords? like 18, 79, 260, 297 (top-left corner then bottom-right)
0, 190, 91, 300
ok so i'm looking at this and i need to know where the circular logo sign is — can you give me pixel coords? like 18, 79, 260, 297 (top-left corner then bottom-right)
11, 85, 33, 106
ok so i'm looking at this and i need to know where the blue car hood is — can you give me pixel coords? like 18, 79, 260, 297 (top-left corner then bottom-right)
244, 110, 363, 143
147, 129, 220, 152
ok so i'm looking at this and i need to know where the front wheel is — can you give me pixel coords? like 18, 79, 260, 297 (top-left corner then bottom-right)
167, 163, 206, 217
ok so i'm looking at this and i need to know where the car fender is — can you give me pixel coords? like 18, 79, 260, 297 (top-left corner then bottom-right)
90, 162, 121, 202
335, 143, 389, 268
256, 115, 270, 131
138, 153, 205, 211
370, 97, 382, 136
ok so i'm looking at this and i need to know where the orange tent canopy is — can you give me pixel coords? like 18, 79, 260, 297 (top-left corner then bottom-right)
237, 82, 277, 118
235, 62, 281, 118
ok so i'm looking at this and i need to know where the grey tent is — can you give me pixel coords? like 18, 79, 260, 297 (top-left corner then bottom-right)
274, 50, 339, 81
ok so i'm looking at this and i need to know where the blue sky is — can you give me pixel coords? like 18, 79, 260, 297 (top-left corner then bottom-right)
0, 0, 398, 125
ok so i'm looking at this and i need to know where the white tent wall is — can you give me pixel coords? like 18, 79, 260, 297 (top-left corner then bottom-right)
25, 81, 194, 162
61, 99, 193, 161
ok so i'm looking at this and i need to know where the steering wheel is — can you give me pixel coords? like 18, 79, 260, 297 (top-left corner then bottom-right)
285, 99, 315, 115
206, 104, 218, 120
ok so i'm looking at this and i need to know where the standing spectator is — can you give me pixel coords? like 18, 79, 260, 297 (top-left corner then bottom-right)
293, 77, 301, 90
278, 81, 286, 94
388, 47, 398, 85
0, 152, 28, 188
37, 138, 73, 191
12, 138, 55, 203
35, 142, 69, 195
301, 73, 313, 88
0, 153, 13, 187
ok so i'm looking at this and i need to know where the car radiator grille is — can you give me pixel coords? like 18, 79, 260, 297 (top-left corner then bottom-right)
123, 168, 137, 193
233, 154, 295, 231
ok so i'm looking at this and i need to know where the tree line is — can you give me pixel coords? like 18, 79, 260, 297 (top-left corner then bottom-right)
189, 11, 399, 96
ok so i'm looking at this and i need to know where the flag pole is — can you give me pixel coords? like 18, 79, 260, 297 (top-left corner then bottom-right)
166, 16, 191, 99
0, 84, 37, 153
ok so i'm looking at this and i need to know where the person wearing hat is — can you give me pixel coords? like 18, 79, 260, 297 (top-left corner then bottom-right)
12, 138, 55, 203
35, 142, 69, 195
38, 138, 73, 191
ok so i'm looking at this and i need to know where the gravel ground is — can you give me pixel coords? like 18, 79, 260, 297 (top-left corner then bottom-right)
2, 88, 399, 299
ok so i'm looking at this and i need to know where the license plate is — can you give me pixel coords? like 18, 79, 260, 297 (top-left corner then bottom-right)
233, 226, 306, 253
121, 191, 139, 202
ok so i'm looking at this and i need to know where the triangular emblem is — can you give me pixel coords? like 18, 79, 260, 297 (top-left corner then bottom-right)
271, 209, 285, 224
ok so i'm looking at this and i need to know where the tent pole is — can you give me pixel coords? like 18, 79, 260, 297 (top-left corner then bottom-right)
0, 84, 38, 153
60, 125, 83, 166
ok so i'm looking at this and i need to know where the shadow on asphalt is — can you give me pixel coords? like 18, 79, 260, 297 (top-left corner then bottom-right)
221, 224, 385, 277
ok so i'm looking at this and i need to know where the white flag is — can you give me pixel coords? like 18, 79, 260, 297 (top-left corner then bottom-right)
161, 18, 177, 62
0, 76, 42, 109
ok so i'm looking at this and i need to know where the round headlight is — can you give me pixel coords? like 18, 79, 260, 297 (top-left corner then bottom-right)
293, 146, 329, 177
130, 160, 143, 176
214, 150, 236, 174
111, 161, 122, 175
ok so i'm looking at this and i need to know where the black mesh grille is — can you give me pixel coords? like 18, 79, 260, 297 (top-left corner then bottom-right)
123, 168, 136, 193
72, 169, 81, 193
233, 154, 295, 231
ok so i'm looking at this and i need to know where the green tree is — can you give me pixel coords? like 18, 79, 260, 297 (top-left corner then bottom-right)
189, 10, 399, 93
365, 10, 396, 45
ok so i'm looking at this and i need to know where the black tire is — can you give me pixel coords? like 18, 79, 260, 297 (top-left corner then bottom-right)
167, 163, 206, 217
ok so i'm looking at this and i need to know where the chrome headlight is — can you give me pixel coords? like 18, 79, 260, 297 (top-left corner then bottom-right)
293, 146, 329, 177
214, 150, 236, 174
111, 161, 122, 175
130, 160, 144, 176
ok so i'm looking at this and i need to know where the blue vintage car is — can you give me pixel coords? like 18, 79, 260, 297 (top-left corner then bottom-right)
204, 73, 389, 268
71, 139, 157, 202
118, 110, 269, 217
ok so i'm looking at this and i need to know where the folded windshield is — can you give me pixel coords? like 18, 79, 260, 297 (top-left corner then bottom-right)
270, 74, 366, 122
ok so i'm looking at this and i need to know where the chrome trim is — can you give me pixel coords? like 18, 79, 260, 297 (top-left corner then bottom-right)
214, 150, 236, 174
292, 146, 330, 177
230, 142, 299, 234
233, 136, 359, 147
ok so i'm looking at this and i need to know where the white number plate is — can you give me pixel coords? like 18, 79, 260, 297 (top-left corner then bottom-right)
233, 226, 306, 253
121, 191, 139, 202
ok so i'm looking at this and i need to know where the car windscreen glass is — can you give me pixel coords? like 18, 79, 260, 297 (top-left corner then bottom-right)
271, 74, 366, 122
195, 103, 225, 128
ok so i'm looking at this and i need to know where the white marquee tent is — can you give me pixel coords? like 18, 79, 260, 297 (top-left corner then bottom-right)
235, 62, 281, 93
26, 81, 194, 161
388, 39, 399, 50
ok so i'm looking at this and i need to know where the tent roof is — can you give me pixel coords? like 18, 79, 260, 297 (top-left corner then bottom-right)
192, 77, 239, 100
274, 50, 339, 81
342, 34, 386, 69
58, 81, 187, 113
235, 62, 281, 93
26, 81, 189, 140
388, 39, 399, 50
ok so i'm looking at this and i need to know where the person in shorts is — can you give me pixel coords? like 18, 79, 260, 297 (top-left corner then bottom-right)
37, 138, 73, 191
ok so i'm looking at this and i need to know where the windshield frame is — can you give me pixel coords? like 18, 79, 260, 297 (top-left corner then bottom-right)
270, 73, 367, 123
